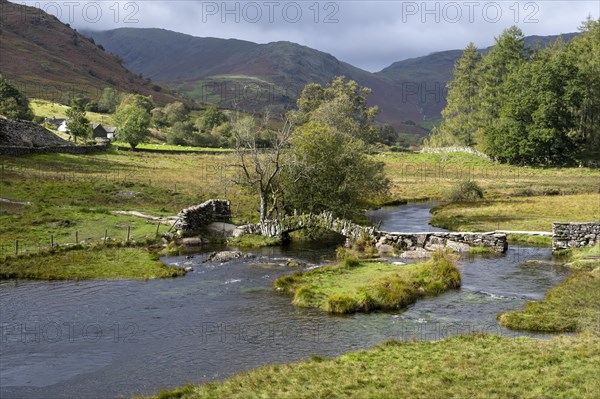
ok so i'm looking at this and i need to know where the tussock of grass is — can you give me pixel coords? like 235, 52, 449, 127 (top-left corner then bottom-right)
227, 234, 279, 248
469, 245, 493, 254
499, 244, 600, 334
0, 247, 185, 280
507, 233, 552, 246
274, 249, 460, 314
149, 334, 600, 399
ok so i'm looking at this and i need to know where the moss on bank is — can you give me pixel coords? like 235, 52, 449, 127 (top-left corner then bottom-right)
0, 247, 186, 280
274, 249, 460, 314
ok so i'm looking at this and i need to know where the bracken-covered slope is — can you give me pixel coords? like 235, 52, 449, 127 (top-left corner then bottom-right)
0, 0, 180, 106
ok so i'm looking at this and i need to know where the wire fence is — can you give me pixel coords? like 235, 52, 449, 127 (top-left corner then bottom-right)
0, 221, 173, 259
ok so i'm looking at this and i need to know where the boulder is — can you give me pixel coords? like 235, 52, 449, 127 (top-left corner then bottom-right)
206, 251, 256, 263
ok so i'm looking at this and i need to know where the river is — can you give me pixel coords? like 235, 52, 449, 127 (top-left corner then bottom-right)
0, 204, 568, 398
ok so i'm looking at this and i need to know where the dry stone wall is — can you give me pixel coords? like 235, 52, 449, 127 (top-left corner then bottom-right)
175, 200, 231, 234
552, 222, 600, 251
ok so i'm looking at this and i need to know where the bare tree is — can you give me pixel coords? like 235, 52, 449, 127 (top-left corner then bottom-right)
230, 113, 293, 222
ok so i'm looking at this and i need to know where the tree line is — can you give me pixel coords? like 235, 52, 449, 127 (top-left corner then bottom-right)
428, 18, 600, 166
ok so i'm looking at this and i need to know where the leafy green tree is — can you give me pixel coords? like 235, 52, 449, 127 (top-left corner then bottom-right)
282, 121, 388, 218
168, 121, 194, 145
119, 94, 154, 113
114, 101, 151, 149
196, 105, 228, 132
66, 102, 92, 144
477, 26, 528, 152
289, 76, 379, 143
565, 17, 600, 162
434, 43, 482, 146
153, 102, 189, 128
98, 87, 122, 113
0, 75, 34, 120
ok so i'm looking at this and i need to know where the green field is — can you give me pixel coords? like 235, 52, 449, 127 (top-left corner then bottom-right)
30, 99, 115, 126
0, 246, 186, 280
113, 142, 233, 152
2, 150, 598, 259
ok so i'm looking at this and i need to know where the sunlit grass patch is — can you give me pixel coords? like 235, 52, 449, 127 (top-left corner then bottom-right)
0, 247, 186, 280
274, 249, 460, 314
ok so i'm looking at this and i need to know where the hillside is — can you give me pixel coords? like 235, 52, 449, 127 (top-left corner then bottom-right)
0, 0, 179, 106
85, 28, 428, 134
85, 28, 579, 133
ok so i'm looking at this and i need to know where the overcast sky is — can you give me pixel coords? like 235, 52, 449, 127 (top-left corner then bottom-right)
19, 1, 600, 71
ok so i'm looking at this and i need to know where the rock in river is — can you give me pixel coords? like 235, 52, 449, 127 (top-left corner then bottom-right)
206, 251, 256, 263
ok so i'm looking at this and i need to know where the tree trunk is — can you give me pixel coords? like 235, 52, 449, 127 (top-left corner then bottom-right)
259, 191, 268, 223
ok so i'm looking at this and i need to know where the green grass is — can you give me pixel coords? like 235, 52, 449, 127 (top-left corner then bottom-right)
507, 234, 553, 246
150, 333, 600, 399
429, 194, 600, 232
274, 249, 460, 314
0, 151, 261, 258
30, 99, 115, 126
113, 142, 233, 152
0, 247, 186, 280
227, 234, 279, 247
469, 245, 493, 254
498, 244, 600, 333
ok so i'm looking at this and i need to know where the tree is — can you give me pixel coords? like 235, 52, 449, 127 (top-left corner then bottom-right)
114, 101, 151, 149
196, 105, 228, 132
477, 26, 528, 152
0, 75, 34, 120
66, 101, 92, 144
289, 76, 379, 143
119, 94, 154, 113
281, 121, 388, 218
433, 43, 482, 146
565, 17, 600, 162
231, 114, 292, 222
98, 87, 121, 113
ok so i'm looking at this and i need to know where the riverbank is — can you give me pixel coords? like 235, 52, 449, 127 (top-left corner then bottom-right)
150, 245, 600, 399
498, 244, 600, 333
0, 247, 186, 280
274, 250, 460, 314
152, 333, 599, 399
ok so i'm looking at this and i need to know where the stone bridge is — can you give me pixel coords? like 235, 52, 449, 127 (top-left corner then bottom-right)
238, 212, 507, 253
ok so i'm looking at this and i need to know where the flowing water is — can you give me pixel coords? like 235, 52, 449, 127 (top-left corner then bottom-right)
0, 204, 568, 398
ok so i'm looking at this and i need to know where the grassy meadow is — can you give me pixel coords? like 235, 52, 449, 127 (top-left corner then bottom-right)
0, 150, 258, 260
0, 246, 186, 280
30, 99, 115, 126
1, 149, 598, 259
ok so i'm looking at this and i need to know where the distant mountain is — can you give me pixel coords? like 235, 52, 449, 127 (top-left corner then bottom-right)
85, 28, 427, 135
376, 33, 579, 120
85, 27, 579, 134
0, 1, 180, 106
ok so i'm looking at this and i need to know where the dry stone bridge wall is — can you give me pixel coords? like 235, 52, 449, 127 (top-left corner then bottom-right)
238, 212, 508, 253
